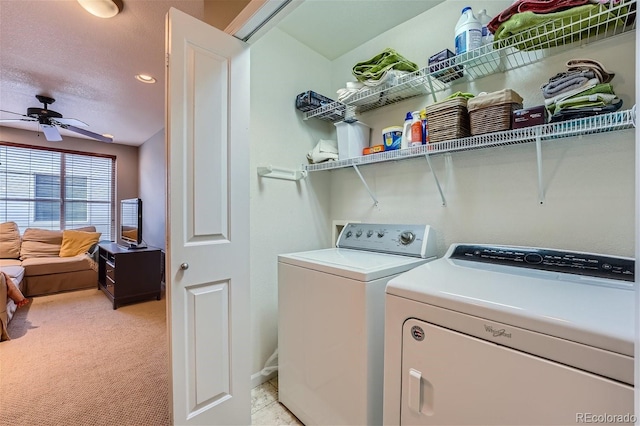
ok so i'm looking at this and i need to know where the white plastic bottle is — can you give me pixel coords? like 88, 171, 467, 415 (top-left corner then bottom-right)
401, 111, 412, 149
454, 6, 482, 56
477, 9, 494, 46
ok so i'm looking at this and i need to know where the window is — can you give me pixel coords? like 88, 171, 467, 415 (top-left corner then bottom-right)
0, 143, 115, 239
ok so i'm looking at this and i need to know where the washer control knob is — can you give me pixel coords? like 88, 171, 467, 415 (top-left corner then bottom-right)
399, 231, 415, 245
345, 231, 353, 238
367, 230, 374, 238
356, 230, 363, 237
377, 231, 385, 238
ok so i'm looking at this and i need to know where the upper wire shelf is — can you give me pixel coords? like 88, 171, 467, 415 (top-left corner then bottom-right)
303, 109, 635, 172
303, 0, 636, 122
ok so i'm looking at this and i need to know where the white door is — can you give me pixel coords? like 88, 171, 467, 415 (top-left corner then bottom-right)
165, 8, 250, 425
401, 318, 634, 425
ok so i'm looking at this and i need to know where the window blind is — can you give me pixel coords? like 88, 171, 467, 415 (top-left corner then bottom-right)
0, 143, 115, 240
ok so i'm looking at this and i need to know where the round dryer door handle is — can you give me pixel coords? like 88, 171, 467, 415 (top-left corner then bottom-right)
180, 262, 189, 270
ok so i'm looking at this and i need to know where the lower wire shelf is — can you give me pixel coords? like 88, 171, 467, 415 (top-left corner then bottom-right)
303, 108, 635, 172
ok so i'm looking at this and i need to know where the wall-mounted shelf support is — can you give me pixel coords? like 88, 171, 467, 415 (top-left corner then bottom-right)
352, 164, 378, 206
424, 153, 446, 206
535, 128, 545, 204
257, 165, 307, 181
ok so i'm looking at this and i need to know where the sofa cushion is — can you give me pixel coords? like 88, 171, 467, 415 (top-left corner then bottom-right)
20, 228, 63, 260
0, 259, 22, 268
0, 265, 25, 286
0, 221, 21, 259
21, 255, 93, 276
59, 230, 101, 257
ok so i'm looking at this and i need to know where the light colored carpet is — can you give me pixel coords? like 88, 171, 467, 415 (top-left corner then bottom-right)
0, 288, 169, 426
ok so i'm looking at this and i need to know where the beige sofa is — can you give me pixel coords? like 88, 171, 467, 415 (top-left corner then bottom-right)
0, 221, 101, 339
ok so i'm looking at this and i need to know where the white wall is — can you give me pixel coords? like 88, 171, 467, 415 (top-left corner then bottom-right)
249, 27, 334, 378
139, 129, 166, 250
328, 0, 635, 257
249, 0, 636, 381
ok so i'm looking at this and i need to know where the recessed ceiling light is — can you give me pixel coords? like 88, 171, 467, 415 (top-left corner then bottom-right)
77, 0, 123, 19
103, 133, 114, 139
135, 74, 156, 84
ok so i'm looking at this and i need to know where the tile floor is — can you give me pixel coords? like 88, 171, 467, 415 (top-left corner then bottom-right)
251, 376, 304, 425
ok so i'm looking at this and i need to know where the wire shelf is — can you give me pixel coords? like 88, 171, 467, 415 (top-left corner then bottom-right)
303, 109, 635, 172
303, 0, 636, 122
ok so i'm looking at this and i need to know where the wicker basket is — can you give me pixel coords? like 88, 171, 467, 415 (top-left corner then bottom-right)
467, 89, 524, 136
425, 97, 470, 143
469, 102, 523, 135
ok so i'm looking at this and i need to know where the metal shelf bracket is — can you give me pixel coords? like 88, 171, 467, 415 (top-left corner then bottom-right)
534, 128, 544, 204
425, 152, 446, 206
352, 164, 379, 206
257, 165, 307, 181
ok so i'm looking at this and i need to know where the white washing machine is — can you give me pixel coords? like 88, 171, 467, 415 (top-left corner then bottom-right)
278, 223, 438, 426
384, 244, 635, 426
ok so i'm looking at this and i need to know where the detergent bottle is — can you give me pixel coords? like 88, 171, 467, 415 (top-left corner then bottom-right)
410, 111, 423, 146
454, 6, 482, 56
401, 112, 413, 149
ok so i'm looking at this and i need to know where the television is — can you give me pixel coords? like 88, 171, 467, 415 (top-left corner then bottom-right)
120, 198, 144, 249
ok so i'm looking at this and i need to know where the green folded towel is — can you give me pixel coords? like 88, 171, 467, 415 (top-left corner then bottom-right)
546, 83, 616, 113
445, 91, 475, 100
352, 48, 418, 82
494, 3, 629, 51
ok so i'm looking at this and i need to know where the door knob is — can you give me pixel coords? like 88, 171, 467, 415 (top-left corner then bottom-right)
180, 262, 189, 270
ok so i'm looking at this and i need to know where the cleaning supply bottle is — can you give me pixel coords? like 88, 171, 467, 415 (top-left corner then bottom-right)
401, 112, 413, 149
410, 111, 422, 147
477, 9, 494, 47
454, 6, 482, 56
420, 110, 429, 144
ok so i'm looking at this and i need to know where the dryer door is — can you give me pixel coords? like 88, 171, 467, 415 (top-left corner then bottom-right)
401, 318, 634, 425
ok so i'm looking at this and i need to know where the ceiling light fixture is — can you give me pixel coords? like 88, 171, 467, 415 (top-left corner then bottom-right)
135, 74, 156, 84
77, 0, 123, 19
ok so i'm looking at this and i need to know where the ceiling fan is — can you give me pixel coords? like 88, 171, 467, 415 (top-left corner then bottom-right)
0, 95, 113, 143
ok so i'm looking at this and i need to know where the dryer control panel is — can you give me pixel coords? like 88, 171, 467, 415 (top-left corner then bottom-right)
449, 244, 635, 282
336, 223, 436, 258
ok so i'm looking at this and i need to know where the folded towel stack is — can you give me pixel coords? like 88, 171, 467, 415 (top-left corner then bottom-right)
351, 48, 418, 83
491, 1, 633, 51
541, 58, 622, 122
488, 0, 591, 34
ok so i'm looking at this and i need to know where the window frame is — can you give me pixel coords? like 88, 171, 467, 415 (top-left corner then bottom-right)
0, 141, 116, 239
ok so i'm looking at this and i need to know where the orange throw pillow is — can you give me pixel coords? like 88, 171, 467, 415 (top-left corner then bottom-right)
59, 230, 101, 257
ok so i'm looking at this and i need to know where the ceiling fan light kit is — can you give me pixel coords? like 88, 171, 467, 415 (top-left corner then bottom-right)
77, 0, 123, 18
0, 94, 113, 143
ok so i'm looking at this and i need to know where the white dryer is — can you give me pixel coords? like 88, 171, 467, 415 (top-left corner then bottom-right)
384, 244, 635, 426
278, 223, 438, 426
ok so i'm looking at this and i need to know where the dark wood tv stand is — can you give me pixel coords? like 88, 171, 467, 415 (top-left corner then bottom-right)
97, 242, 162, 310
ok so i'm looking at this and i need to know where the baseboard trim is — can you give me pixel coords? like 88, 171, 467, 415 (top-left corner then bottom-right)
251, 369, 277, 388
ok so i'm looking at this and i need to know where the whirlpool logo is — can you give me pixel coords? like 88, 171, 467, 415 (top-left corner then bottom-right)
484, 325, 512, 338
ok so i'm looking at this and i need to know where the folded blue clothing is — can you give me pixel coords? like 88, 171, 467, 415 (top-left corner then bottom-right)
542, 70, 596, 98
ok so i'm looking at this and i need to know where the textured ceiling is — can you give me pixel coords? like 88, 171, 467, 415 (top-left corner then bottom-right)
277, 0, 445, 60
0, 0, 445, 147
0, 0, 205, 146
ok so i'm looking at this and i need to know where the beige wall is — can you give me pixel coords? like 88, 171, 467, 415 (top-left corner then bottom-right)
139, 129, 166, 250
328, 0, 635, 257
0, 126, 140, 241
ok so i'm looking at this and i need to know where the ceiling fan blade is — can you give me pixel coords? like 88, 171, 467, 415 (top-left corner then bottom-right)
62, 124, 113, 143
0, 118, 37, 123
0, 109, 29, 118
41, 124, 62, 141
53, 117, 88, 127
